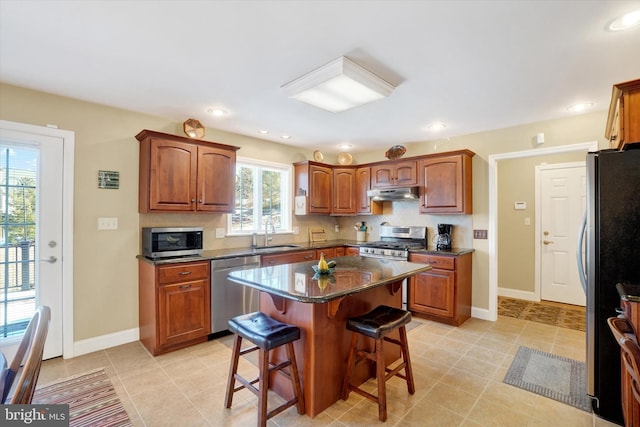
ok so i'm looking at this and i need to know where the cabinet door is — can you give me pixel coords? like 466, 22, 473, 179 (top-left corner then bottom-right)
317, 247, 337, 259
158, 278, 211, 346
262, 250, 316, 266
149, 139, 197, 211
309, 165, 332, 213
333, 168, 356, 215
197, 145, 235, 212
371, 165, 395, 188
419, 153, 472, 214
409, 268, 455, 318
344, 247, 360, 256
394, 160, 418, 186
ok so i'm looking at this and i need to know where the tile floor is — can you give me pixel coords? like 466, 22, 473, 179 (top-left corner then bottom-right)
38, 316, 621, 426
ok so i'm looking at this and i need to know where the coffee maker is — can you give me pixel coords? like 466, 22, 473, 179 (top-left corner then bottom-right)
436, 224, 453, 250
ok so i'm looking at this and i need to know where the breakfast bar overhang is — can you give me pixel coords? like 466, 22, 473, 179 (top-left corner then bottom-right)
228, 256, 431, 417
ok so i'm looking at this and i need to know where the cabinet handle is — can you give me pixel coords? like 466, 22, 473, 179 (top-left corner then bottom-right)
178, 271, 192, 276
179, 284, 192, 289
304, 254, 313, 259
191, 199, 196, 203
199, 199, 203, 204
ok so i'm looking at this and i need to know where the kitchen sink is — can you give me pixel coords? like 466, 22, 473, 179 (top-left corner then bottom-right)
251, 244, 301, 253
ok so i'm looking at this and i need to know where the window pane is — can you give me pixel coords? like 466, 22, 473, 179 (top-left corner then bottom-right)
262, 170, 281, 229
232, 166, 254, 231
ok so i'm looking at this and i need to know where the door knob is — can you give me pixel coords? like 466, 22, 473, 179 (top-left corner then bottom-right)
40, 256, 58, 263
543, 240, 555, 245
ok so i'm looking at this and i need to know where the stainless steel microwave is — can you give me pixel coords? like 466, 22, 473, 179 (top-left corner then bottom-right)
142, 227, 203, 259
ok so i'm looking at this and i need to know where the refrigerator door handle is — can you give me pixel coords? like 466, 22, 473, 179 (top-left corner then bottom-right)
576, 211, 588, 295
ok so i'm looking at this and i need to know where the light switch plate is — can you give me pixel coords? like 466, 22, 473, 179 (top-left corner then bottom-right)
215, 228, 225, 238
98, 217, 118, 230
473, 229, 487, 239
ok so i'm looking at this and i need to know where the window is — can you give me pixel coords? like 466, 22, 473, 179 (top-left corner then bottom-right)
228, 158, 292, 235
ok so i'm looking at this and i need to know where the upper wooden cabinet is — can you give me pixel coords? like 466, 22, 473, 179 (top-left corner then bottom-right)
136, 130, 239, 213
356, 167, 382, 215
332, 167, 357, 215
606, 79, 640, 150
294, 161, 332, 214
419, 150, 474, 214
371, 159, 418, 188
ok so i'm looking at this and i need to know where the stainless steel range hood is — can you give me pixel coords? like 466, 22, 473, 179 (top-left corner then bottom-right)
367, 187, 419, 201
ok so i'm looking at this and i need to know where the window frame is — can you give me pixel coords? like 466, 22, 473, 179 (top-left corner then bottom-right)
227, 156, 293, 236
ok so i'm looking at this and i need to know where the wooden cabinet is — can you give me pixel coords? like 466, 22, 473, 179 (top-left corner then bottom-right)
332, 167, 356, 215
606, 79, 640, 150
408, 252, 472, 326
419, 150, 474, 214
294, 161, 332, 214
344, 246, 360, 256
371, 159, 418, 188
317, 247, 337, 258
356, 167, 382, 215
139, 259, 211, 355
262, 249, 316, 266
136, 130, 239, 213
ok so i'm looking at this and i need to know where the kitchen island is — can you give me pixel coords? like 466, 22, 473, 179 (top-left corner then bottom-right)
228, 256, 431, 417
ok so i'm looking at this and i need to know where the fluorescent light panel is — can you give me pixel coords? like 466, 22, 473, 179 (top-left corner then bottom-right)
282, 57, 396, 113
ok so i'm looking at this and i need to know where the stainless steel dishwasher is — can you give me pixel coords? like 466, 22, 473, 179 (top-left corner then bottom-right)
210, 255, 261, 334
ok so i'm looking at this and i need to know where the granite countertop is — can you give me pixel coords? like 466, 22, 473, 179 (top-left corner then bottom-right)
137, 240, 475, 265
227, 256, 431, 303
616, 282, 640, 302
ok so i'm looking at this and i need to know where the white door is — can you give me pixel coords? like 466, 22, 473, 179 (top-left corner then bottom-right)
538, 162, 586, 306
0, 121, 71, 360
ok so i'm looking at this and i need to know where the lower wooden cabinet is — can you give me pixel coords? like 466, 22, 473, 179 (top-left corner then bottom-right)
344, 246, 360, 256
139, 259, 211, 355
408, 252, 472, 326
262, 249, 316, 266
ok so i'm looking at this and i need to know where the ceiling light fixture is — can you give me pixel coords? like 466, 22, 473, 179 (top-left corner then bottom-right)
207, 108, 228, 117
608, 9, 640, 31
426, 122, 447, 131
339, 143, 353, 150
281, 56, 396, 113
566, 102, 594, 112
259, 130, 270, 134
281, 135, 291, 140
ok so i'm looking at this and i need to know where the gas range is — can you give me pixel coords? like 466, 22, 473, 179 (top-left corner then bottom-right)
358, 225, 427, 261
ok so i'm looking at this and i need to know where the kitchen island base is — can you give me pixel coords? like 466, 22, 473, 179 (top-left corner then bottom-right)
259, 281, 403, 417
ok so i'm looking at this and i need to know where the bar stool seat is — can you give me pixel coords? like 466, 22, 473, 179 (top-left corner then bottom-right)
225, 312, 305, 427
342, 305, 415, 422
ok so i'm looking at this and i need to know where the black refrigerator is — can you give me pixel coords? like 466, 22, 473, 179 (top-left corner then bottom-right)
580, 148, 640, 425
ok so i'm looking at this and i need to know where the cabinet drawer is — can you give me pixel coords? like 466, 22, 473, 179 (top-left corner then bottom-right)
158, 261, 209, 284
409, 254, 455, 270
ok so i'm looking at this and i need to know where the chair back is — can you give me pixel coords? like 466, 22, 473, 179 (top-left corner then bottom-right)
2, 306, 51, 404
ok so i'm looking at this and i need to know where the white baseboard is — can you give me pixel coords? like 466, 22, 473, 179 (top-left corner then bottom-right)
71, 328, 139, 358
471, 306, 491, 321
498, 287, 538, 302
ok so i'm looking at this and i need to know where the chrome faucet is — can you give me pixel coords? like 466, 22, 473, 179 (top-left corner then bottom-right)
264, 216, 275, 246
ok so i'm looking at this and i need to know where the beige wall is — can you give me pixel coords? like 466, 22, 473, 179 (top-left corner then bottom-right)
0, 82, 610, 346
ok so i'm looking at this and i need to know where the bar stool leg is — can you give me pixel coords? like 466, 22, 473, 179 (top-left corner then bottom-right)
342, 332, 358, 400
285, 342, 305, 414
258, 348, 270, 427
375, 338, 387, 422
225, 334, 243, 408
399, 325, 415, 394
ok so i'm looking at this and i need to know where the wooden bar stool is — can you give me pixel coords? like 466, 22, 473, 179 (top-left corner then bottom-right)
225, 312, 305, 427
341, 305, 415, 422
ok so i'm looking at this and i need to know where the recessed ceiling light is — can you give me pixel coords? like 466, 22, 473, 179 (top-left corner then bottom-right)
207, 108, 228, 117
608, 9, 640, 31
426, 123, 447, 131
566, 102, 594, 112
259, 130, 270, 134
281, 135, 291, 140
339, 143, 352, 150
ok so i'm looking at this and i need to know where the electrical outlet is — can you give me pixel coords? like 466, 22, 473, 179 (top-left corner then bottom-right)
215, 228, 225, 238
293, 226, 299, 235
97, 217, 118, 230
473, 229, 487, 239
524, 217, 531, 226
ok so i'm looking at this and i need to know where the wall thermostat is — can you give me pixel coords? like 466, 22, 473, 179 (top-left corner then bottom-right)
514, 201, 527, 210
